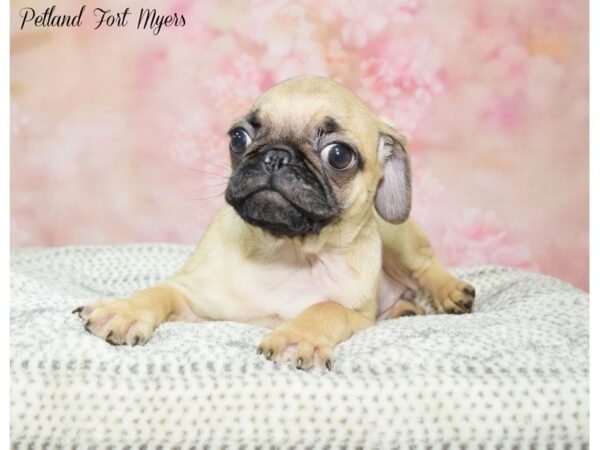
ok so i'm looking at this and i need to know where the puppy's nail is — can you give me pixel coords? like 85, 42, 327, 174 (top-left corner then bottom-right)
72, 306, 83, 315
462, 300, 473, 310
400, 310, 417, 317
325, 359, 332, 371
132, 336, 140, 346
84, 321, 92, 333
266, 350, 273, 360
296, 358, 304, 369
256, 348, 263, 355
463, 286, 476, 297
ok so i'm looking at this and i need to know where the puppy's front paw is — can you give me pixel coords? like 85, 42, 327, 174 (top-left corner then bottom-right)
433, 279, 476, 314
72, 299, 156, 346
257, 324, 334, 371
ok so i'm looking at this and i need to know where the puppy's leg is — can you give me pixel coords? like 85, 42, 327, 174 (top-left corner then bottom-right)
257, 301, 374, 370
73, 285, 195, 345
378, 218, 476, 314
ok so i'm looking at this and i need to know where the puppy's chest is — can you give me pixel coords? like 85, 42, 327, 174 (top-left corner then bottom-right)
235, 252, 356, 320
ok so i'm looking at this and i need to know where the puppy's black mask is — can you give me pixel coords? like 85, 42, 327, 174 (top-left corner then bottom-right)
225, 143, 340, 238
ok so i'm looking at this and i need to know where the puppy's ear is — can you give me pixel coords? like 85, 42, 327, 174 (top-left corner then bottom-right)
374, 120, 412, 224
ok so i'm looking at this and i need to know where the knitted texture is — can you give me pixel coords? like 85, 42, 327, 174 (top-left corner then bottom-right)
10, 244, 589, 448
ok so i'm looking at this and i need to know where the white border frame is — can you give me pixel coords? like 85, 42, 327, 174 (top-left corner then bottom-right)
588, 0, 596, 446
2, 0, 11, 445
1, 1, 594, 447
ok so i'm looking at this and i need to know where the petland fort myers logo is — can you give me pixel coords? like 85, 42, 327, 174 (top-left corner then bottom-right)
18, 5, 186, 35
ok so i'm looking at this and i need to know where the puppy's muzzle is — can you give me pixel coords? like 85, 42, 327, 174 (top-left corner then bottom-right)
225, 145, 339, 237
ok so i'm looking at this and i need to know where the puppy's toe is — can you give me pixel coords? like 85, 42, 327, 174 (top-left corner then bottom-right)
75, 301, 106, 321
316, 346, 334, 371
292, 340, 334, 370
257, 331, 288, 361
294, 341, 317, 370
442, 299, 467, 314
76, 299, 156, 346
462, 285, 476, 298
387, 299, 425, 319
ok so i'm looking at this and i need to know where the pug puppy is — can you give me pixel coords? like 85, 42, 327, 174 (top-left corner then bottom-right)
73, 75, 475, 370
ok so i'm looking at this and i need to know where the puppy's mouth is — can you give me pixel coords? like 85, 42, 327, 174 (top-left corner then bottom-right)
224, 148, 340, 237
235, 189, 334, 237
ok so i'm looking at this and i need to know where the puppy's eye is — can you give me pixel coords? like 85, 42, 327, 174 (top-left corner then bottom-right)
320, 143, 356, 170
230, 128, 251, 153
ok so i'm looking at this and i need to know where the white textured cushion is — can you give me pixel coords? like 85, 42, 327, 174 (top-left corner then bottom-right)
10, 244, 589, 448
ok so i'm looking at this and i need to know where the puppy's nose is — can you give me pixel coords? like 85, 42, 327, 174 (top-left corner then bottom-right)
263, 148, 291, 173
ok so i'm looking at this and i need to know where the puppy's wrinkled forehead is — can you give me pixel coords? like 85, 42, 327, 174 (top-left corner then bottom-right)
251, 76, 378, 149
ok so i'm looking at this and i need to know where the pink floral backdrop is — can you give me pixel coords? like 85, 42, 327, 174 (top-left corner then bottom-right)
11, 0, 588, 290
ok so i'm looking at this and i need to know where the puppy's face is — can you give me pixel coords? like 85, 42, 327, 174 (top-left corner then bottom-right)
225, 76, 411, 238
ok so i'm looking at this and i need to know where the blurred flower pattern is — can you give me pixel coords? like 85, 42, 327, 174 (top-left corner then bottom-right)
10, 0, 588, 289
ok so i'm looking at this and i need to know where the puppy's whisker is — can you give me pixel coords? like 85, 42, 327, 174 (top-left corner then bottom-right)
187, 168, 231, 180
188, 161, 232, 175
183, 183, 228, 196
188, 192, 225, 202
196, 173, 230, 180
203, 182, 229, 189
192, 157, 231, 169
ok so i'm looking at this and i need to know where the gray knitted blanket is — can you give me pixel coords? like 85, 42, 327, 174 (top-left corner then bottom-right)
10, 244, 589, 449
